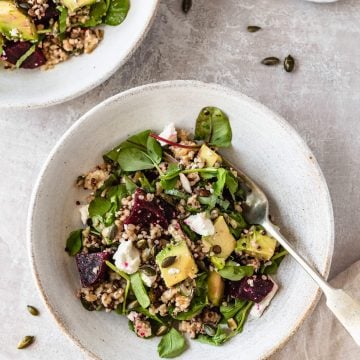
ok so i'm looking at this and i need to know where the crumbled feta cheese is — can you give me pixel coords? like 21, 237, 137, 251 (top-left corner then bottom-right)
168, 267, 180, 275
127, 311, 139, 322
179, 173, 192, 193
158, 123, 177, 146
250, 277, 278, 318
141, 272, 157, 287
113, 241, 140, 274
78, 204, 89, 225
184, 212, 215, 236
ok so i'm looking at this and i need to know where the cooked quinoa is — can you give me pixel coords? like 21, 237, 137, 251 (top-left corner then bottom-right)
65, 107, 287, 358
0, 0, 129, 70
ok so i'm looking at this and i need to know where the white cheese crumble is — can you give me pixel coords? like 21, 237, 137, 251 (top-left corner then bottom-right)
141, 272, 157, 287
113, 241, 140, 274
78, 204, 89, 225
179, 173, 192, 193
250, 277, 278, 318
184, 212, 215, 236
158, 123, 177, 146
168, 267, 180, 275
9, 28, 19, 38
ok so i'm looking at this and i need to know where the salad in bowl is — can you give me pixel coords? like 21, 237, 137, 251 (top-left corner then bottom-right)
65, 107, 287, 358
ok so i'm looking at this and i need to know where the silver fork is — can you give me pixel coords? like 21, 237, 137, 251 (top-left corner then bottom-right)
228, 160, 360, 346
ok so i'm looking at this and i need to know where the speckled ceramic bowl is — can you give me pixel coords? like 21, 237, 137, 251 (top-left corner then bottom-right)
28, 80, 334, 359
0, 0, 159, 109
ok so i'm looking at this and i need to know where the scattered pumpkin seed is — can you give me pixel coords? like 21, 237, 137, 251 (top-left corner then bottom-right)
27, 305, 39, 316
179, 283, 194, 297
284, 54, 295, 72
261, 57, 280, 66
156, 325, 169, 336
17, 336, 35, 350
140, 265, 156, 277
127, 300, 139, 310
203, 324, 216, 336
161, 256, 177, 268
227, 318, 237, 331
136, 239, 147, 250
212, 245, 222, 254
247, 25, 261, 33
182, 0, 192, 14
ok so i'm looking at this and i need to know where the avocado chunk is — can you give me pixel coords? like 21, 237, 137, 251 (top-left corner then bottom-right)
60, 0, 97, 12
198, 144, 221, 167
208, 271, 224, 306
236, 226, 276, 261
0, 1, 37, 41
202, 216, 236, 259
156, 241, 198, 288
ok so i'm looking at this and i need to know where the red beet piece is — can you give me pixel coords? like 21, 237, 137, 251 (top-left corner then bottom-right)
227, 275, 274, 303
2, 41, 46, 69
34, 0, 59, 26
75, 251, 110, 287
125, 189, 176, 228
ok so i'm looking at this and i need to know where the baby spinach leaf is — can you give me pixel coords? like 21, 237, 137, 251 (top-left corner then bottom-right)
158, 328, 187, 358
125, 130, 151, 150
106, 184, 128, 205
219, 299, 247, 320
117, 147, 155, 171
198, 194, 217, 210
65, 229, 82, 256
124, 175, 137, 194
84, 0, 108, 27
104, 0, 130, 26
195, 107, 232, 147
234, 301, 253, 333
225, 171, 238, 199
147, 135, 163, 164
88, 197, 112, 217
197, 325, 230, 346
213, 168, 227, 196
218, 261, 254, 281
130, 272, 150, 308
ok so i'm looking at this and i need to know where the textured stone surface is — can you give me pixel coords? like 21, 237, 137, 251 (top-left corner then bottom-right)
0, 0, 359, 359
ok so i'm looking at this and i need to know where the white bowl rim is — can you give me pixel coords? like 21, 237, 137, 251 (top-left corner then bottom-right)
27, 80, 334, 359
1, 0, 160, 110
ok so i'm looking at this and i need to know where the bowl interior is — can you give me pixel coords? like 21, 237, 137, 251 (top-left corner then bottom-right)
0, 0, 159, 108
29, 81, 334, 360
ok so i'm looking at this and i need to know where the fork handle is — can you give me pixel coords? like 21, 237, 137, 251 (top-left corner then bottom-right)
263, 220, 360, 346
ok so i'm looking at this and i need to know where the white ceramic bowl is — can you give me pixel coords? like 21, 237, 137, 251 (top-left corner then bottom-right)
0, 0, 159, 109
28, 80, 334, 359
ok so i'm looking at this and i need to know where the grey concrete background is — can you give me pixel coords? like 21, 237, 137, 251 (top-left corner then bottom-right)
1, 0, 359, 358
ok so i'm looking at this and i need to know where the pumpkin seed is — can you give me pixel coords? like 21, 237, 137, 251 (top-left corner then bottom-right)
179, 283, 194, 297
203, 324, 216, 336
17, 336, 35, 350
284, 54, 295, 72
136, 239, 147, 249
261, 57, 280, 66
182, 0, 192, 14
212, 245, 222, 254
156, 325, 168, 336
247, 25, 261, 33
161, 256, 177, 268
140, 265, 156, 277
27, 305, 39, 316
127, 300, 139, 310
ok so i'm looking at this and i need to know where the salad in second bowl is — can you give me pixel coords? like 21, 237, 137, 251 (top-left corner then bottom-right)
0, 0, 129, 70
65, 107, 287, 358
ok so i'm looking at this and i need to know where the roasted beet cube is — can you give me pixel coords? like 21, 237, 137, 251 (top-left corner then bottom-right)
227, 275, 274, 303
75, 251, 110, 287
2, 41, 46, 69
125, 189, 176, 228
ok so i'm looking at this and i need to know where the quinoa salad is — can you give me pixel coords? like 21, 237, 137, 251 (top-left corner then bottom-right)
0, 0, 129, 69
65, 107, 287, 358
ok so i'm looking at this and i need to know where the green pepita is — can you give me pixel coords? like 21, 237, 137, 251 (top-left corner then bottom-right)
156, 325, 168, 336
247, 25, 261, 33
136, 239, 147, 249
27, 305, 39, 316
203, 324, 216, 336
140, 265, 156, 276
284, 55, 295, 72
261, 57, 280, 66
127, 300, 139, 310
161, 256, 177, 268
17, 336, 35, 350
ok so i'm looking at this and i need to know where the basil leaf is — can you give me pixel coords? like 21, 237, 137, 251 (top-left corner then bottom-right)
117, 147, 155, 171
218, 262, 254, 281
213, 168, 227, 196
219, 299, 247, 321
88, 197, 112, 217
65, 229, 82, 256
130, 272, 150, 308
147, 135, 163, 164
158, 328, 187, 358
104, 0, 130, 26
84, 0, 108, 27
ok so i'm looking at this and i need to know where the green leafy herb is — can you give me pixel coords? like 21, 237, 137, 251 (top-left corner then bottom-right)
118, 147, 156, 171
225, 171, 238, 199
180, 221, 199, 241
104, 0, 130, 26
197, 325, 230, 346
130, 272, 150, 308
164, 189, 188, 199
88, 197, 112, 217
234, 301, 253, 333
226, 212, 247, 239
57, 6, 68, 34
195, 107, 232, 147
158, 328, 187, 358
65, 229, 82, 256
138, 173, 154, 192
218, 261, 254, 281
124, 175, 137, 194
219, 299, 247, 320
213, 168, 227, 196
146, 135, 162, 164
84, 0, 108, 27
